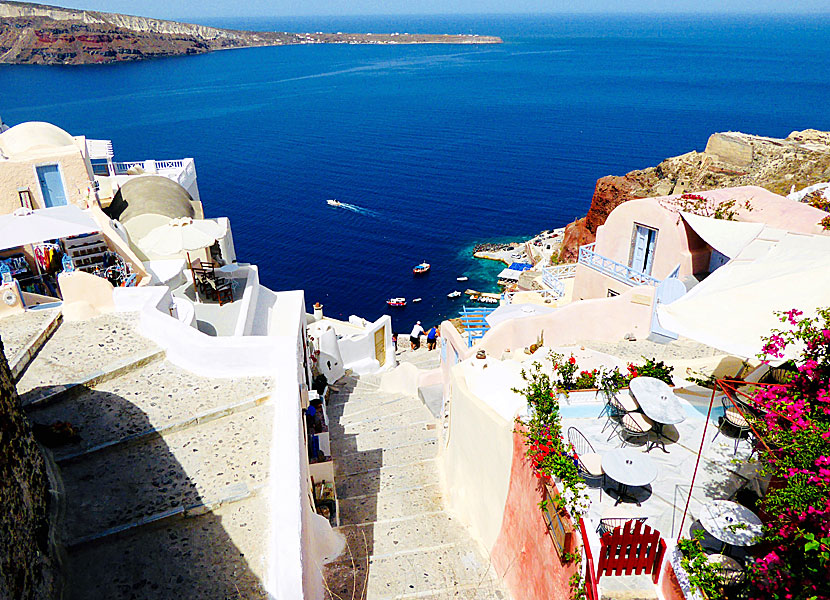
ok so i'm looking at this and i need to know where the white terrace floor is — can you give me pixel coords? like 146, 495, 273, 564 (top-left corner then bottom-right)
562, 393, 762, 555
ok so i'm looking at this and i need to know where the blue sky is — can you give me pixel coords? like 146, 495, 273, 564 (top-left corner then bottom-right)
58, 0, 830, 19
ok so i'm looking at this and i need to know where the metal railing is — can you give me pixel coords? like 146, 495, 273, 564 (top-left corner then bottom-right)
578, 243, 660, 287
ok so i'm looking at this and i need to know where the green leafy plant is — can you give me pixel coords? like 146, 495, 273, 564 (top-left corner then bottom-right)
678, 531, 726, 600
631, 357, 674, 385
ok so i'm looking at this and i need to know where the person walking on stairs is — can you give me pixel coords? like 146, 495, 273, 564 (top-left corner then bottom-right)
410, 321, 424, 350
426, 325, 440, 351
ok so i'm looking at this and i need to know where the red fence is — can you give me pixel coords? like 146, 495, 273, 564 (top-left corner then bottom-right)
597, 520, 666, 584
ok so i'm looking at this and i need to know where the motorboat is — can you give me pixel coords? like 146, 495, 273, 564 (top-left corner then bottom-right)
387, 297, 406, 307
413, 262, 430, 275
326, 199, 342, 207
413, 297, 422, 303
447, 291, 461, 299
456, 276, 469, 282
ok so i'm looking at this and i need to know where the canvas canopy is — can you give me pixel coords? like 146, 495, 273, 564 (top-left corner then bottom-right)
0, 205, 99, 251
680, 212, 764, 259
497, 268, 523, 281
485, 302, 557, 327
657, 232, 830, 360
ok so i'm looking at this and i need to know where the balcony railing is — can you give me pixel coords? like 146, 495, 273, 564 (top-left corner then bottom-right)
578, 243, 660, 287
93, 158, 197, 191
541, 263, 576, 298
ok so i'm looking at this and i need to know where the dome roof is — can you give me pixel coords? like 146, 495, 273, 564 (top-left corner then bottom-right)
0, 121, 76, 156
107, 176, 195, 224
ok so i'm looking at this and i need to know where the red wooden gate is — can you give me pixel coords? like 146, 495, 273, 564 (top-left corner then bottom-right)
597, 520, 666, 584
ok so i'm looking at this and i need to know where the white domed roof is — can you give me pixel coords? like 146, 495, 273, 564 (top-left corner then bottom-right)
0, 121, 76, 156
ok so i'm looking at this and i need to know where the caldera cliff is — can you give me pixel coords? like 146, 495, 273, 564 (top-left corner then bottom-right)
0, 0, 502, 65
560, 129, 830, 262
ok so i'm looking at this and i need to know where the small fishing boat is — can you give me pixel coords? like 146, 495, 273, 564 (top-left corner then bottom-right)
326, 199, 342, 207
456, 276, 469, 282
447, 291, 461, 299
386, 297, 406, 307
413, 261, 430, 275
413, 298, 422, 303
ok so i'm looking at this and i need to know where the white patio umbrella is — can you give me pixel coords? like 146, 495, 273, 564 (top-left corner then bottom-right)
137, 217, 223, 259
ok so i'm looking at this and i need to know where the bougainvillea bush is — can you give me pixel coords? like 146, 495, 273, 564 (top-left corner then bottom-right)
750, 308, 830, 600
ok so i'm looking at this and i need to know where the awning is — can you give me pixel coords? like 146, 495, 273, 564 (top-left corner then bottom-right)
508, 262, 533, 271
0, 205, 99, 250
657, 232, 830, 360
486, 303, 556, 327
680, 212, 764, 259
497, 268, 522, 281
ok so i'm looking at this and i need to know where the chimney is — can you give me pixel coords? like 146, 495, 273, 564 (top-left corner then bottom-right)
313, 302, 324, 321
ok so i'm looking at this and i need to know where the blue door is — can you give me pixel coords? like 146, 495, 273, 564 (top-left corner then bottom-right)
630, 224, 658, 275
36, 164, 67, 207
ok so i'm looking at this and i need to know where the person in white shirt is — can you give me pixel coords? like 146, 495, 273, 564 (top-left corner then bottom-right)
410, 321, 425, 350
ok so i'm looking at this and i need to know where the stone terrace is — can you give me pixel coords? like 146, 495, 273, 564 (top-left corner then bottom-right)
8, 309, 275, 599
563, 395, 762, 598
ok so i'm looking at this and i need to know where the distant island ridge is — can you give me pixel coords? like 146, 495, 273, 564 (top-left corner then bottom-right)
0, 0, 503, 65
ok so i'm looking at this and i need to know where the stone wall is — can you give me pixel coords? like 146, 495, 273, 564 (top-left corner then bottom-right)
0, 337, 58, 600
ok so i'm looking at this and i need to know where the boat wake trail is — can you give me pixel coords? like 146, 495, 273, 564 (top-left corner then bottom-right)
336, 202, 380, 217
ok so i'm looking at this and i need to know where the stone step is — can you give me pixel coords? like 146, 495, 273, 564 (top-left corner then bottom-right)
22, 347, 166, 408
324, 543, 501, 600
1, 306, 63, 381
334, 512, 472, 559
334, 438, 438, 478
328, 395, 423, 421
65, 493, 269, 600
336, 459, 440, 500
330, 424, 438, 456
338, 484, 444, 525
334, 406, 435, 437
26, 359, 272, 458
61, 405, 272, 542
17, 311, 160, 405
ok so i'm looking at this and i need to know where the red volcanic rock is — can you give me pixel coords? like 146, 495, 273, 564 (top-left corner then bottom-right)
560, 175, 641, 262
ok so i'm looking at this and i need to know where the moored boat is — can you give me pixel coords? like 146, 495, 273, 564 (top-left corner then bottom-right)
387, 297, 406, 307
456, 276, 469, 282
413, 297, 422, 303
413, 261, 430, 275
447, 290, 461, 299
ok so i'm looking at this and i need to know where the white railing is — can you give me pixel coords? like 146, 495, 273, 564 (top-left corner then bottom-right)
539, 263, 574, 299
578, 243, 660, 287
108, 158, 194, 177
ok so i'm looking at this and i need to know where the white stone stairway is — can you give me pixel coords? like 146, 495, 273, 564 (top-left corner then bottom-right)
322, 358, 509, 600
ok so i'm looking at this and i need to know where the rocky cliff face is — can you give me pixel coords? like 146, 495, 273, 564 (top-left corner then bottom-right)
0, 337, 59, 600
0, 1, 501, 65
559, 129, 830, 262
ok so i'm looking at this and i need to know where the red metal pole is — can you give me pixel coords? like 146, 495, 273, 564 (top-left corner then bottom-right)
677, 384, 716, 542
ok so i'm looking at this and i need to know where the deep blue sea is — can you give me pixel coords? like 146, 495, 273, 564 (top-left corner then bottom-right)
2, 14, 828, 331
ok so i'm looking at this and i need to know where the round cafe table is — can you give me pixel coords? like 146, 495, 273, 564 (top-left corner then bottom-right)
602, 448, 658, 506
698, 500, 763, 551
629, 376, 686, 453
